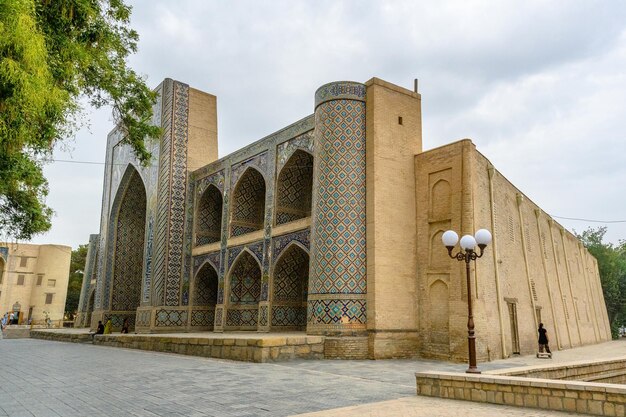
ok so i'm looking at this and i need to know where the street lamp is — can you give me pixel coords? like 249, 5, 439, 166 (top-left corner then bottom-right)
442, 228, 492, 374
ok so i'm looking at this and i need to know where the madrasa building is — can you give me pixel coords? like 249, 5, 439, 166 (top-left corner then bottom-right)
75, 77, 611, 362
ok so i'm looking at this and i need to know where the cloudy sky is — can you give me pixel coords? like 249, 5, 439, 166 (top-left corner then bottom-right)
31, 0, 626, 248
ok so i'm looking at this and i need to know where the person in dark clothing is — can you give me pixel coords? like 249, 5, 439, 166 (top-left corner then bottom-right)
92, 321, 104, 341
120, 318, 129, 334
538, 323, 551, 354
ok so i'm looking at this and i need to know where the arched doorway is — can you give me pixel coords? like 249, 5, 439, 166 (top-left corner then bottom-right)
226, 251, 261, 330
275, 150, 313, 225
191, 262, 218, 329
110, 166, 146, 328
271, 244, 309, 330
230, 168, 266, 237
196, 185, 223, 245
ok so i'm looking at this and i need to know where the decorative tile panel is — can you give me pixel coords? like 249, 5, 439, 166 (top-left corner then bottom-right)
308, 298, 367, 325
276, 131, 314, 173
314, 82, 366, 108
193, 251, 221, 276
230, 153, 268, 188
275, 150, 313, 225
226, 308, 258, 327
272, 306, 306, 327
111, 172, 147, 312
191, 309, 215, 327
273, 245, 309, 303
228, 252, 261, 305
272, 230, 310, 260
155, 309, 188, 327
193, 263, 218, 306
230, 168, 266, 237
197, 170, 225, 195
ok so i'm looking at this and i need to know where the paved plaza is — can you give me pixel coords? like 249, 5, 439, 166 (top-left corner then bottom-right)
2, 338, 623, 416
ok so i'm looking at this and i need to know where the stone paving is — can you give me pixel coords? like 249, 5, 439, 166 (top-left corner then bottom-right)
2, 338, 623, 417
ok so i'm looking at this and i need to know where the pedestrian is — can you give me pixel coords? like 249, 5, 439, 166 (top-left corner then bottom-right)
103, 318, 112, 334
538, 323, 551, 355
120, 318, 129, 334
92, 320, 105, 341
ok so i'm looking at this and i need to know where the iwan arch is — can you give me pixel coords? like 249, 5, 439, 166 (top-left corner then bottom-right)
75, 78, 611, 361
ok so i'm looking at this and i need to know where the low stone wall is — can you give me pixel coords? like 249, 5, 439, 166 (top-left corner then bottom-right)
324, 336, 368, 359
415, 371, 626, 416
492, 357, 626, 384
31, 331, 324, 363
3, 325, 32, 339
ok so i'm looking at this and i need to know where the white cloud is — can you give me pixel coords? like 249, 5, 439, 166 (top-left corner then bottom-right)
29, 0, 626, 247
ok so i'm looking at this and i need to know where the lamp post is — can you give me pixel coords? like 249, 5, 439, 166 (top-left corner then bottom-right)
442, 228, 492, 374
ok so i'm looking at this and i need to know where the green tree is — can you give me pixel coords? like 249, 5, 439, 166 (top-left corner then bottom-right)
577, 227, 626, 339
65, 243, 88, 319
0, 0, 159, 240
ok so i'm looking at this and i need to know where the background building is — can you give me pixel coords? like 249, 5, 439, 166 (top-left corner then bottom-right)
0, 243, 71, 325
78, 77, 610, 361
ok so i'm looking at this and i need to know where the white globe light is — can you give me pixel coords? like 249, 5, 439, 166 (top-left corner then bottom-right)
442, 230, 459, 247
475, 229, 492, 246
460, 235, 477, 251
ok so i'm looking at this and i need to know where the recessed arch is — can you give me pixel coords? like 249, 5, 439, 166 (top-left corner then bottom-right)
275, 150, 313, 225
225, 250, 262, 329
0, 258, 4, 287
230, 167, 266, 237
110, 165, 147, 314
431, 179, 451, 219
271, 243, 309, 330
193, 262, 218, 307
430, 229, 449, 269
429, 279, 450, 347
196, 184, 223, 245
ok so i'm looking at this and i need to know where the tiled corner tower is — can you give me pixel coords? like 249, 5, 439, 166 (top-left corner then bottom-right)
307, 82, 369, 356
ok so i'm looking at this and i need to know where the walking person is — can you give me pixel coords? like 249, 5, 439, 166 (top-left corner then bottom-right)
120, 318, 129, 334
538, 323, 551, 356
103, 318, 112, 334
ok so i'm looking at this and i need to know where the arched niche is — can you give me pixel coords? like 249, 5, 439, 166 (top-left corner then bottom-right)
271, 243, 309, 330
193, 262, 218, 306
430, 179, 451, 219
230, 168, 266, 237
275, 150, 313, 225
110, 165, 147, 315
225, 250, 261, 329
429, 279, 450, 347
196, 185, 223, 245
430, 230, 449, 269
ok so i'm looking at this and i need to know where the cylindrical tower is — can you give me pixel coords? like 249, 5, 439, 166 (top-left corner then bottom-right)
308, 81, 368, 357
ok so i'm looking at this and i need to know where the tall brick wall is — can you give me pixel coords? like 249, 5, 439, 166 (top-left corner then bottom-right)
415, 139, 610, 362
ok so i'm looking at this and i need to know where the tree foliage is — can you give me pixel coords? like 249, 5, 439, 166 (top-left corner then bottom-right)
577, 227, 626, 339
0, 0, 159, 240
64, 243, 88, 318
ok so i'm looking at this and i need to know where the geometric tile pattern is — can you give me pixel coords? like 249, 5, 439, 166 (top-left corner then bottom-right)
230, 168, 266, 237
135, 309, 151, 327
193, 263, 218, 306
275, 150, 313, 225
228, 251, 261, 305
308, 298, 367, 325
226, 308, 258, 327
259, 305, 268, 327
272, 305, 307, 327
77, 234, 99, 316
155, 309, 188, 327
190, 309, 215, 327
151, 79, 174, 307
197, 169, 225, 194
195, 184, 223, 246
314, 82, 367, 108
310, 97, 367, 295
164, 82, 189, 306
272, 230, 310, 260
193, 251, 221, 276
152, 80, 190, 307
273, 244, 309, 303
111, 171, 146, 312
230, 153, 268, 189
276, 131, 314, 173
227, 243, 263, 270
